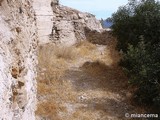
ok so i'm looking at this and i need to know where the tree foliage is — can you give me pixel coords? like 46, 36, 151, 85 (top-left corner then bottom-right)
111, 0, 160, 107
112, 0, 160, 52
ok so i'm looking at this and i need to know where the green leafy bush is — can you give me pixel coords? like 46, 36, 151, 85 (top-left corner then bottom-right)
120, 40, 160, 106
112, 0, 160, 53
111, 0, 160, 108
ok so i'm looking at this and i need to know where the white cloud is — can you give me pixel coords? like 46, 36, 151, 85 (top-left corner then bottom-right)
60, 0, 128, 18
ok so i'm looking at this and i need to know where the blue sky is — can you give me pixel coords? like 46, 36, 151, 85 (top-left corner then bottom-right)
60, 0, 128, 19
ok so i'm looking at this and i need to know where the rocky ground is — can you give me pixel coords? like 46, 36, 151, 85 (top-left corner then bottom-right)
36, 40, 145, 120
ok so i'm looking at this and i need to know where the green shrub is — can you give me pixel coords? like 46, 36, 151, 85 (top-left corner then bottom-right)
120, 40, 160, 107
111, 0, 160, 108
112, 0, 160, 53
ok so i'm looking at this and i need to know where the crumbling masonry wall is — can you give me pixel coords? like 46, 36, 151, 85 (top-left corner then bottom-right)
33, 0, 103, 46
0, 0, 37, 119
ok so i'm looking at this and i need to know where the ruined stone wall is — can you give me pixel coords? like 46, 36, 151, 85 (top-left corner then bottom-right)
50, 1, 103, 45
33, 0, 103, 46
0, 0, 37, 119
85, 28, 115, 45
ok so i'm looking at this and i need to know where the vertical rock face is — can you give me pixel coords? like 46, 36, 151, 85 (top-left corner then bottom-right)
0, 0, 37, 119
33, 0, 103, 45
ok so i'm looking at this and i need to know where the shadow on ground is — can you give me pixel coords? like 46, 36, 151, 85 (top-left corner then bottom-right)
64, 61, 128, 94
63, 61, 139, 119
78, 97, 136, 119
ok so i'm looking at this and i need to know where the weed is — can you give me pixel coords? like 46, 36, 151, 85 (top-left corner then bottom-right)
75, 41, 96, 56
36, 101, 60, 120
53, 46, 77, 60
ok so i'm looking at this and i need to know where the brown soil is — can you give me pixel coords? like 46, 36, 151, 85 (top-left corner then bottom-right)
36, 41, 145, 120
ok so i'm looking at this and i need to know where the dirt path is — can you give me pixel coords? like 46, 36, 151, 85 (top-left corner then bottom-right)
36, 42, 144, 120
59, 47, 135, 120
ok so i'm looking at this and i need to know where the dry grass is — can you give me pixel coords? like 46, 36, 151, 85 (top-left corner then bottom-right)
37, 82, 52, 95
81, 60, 108, 76
75, 40, 96, 50
36, 101, 60, 120
72, 110, 96, 120
75, 41, 96, 56
53, 45, 77, 60
37, 44, 68, 83
36, 39, 143, 120
36, 44, 70, 119
104, 38, 121, 65
38, 44, 77, 67
36, 43, 82, 119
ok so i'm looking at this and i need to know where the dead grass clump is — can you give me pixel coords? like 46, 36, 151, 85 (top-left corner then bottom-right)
37, 82, 52, 95
38, 44, 67, 83
72, 110, 99, 120
37, 63, 65, 87
81, 60, 108, 76
75, 41, 96, 56
53, 46, 77, 60
38, 43, 56, 68
75, 40, 96, 50
37, 44, 68, 98
36, 101, 60, 120
104, 38, 121, 65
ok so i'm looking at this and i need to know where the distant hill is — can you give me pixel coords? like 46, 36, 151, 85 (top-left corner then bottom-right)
101, 20, 113, 28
